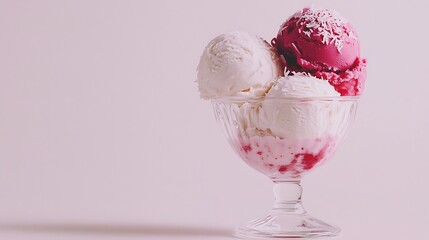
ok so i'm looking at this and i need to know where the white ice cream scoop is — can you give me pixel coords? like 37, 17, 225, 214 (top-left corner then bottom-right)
240, 75, 343, 138
266, 74, 340, 98
197, 31, 282, 100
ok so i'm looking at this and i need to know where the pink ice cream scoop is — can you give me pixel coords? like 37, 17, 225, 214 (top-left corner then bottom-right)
272, 7, 367, 96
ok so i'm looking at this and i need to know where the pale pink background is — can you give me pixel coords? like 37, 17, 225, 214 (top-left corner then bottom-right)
0, 0, 428, 239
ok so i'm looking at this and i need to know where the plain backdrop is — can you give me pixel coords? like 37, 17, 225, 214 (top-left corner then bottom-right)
0, 0, 428, 239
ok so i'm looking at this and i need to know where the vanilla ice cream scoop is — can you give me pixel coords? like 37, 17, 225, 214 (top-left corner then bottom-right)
197, 31, 282, 100
240, 75, 341, 138
266, 74, 340, 98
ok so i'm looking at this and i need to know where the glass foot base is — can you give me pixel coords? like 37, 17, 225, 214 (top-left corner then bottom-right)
234, 212, 340, 239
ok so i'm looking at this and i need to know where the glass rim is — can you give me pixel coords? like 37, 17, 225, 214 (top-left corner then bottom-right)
211, 96, 360, 103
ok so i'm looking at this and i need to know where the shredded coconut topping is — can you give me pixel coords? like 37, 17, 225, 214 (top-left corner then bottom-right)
285, 7, 354, 53
284, 69, 315, 78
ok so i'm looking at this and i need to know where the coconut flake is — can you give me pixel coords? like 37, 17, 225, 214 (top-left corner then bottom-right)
294, 6, 354, 53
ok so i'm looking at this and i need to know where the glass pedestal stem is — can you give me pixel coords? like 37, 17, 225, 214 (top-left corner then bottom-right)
234, 180, 340, 238
272, 181, 306, 214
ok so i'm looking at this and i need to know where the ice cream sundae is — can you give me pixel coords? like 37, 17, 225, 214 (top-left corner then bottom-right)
196, 6, 366, 238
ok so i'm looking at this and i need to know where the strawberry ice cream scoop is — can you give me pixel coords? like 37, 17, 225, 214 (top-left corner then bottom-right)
272, 7, 367, 96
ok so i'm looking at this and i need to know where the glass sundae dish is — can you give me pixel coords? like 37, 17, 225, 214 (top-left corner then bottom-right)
212, 96, 358, 238
195, 6, 366, 239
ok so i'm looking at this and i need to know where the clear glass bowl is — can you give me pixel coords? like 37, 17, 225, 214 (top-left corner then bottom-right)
212, 96, 358, 238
